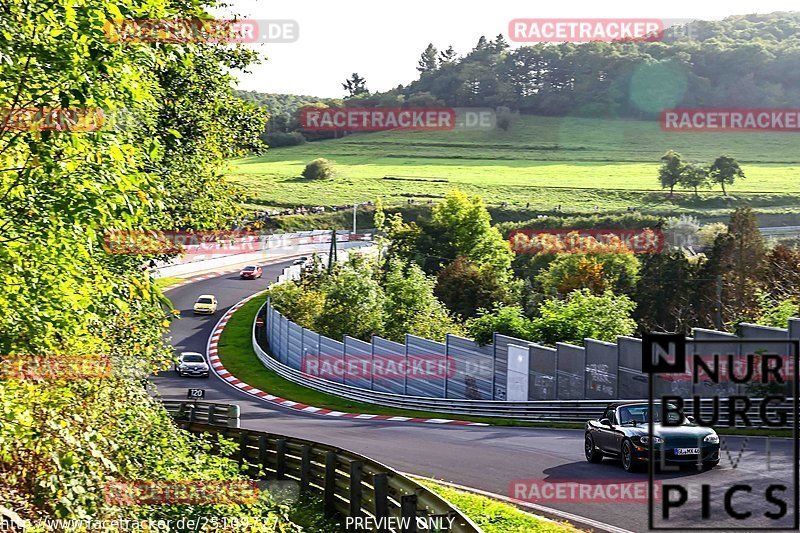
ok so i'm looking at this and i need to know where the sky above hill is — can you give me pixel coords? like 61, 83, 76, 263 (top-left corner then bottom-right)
218, 0, 800, 98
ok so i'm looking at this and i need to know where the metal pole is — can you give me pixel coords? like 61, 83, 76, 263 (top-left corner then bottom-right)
324, 451, 337, 516
348, 461, 363, 519
328, 229, 336, 272
400, 495, 418, 533
353, 203, 357, 235
715, 274, 723, 330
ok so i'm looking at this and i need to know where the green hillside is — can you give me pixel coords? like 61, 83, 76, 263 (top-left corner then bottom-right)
229, 115, 800, 214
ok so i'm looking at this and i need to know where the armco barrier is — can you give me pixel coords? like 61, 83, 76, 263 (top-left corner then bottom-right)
176, 421, 482, 533
253, 302, 796, 426
162, 400, 241, 428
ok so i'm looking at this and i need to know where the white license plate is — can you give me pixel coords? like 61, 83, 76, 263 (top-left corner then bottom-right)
675, 447, 700, 455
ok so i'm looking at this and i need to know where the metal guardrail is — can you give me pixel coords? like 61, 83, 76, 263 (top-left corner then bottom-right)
162, 400, 241, 428
252, 302, 796, 427
176, 422, 482, 533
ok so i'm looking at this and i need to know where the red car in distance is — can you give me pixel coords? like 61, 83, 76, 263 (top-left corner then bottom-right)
239, 265, 263, 279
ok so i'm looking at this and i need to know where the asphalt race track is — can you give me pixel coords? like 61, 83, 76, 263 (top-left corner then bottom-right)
152, 259, 798, 532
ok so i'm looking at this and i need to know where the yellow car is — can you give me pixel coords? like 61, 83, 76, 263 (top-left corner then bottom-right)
193, 294, 217, 315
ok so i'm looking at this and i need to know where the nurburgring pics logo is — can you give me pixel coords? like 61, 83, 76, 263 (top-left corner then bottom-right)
643, 333, 799, 530
508, 228, 663, 254
104, 19, 299, 44
508, 19, 664, 43
661, 109, 800, 132
103, 480, 260, 505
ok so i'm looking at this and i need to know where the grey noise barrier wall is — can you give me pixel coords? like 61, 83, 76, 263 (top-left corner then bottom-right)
256, 300, 799, 425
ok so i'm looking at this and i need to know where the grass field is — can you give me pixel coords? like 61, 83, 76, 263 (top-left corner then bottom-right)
418, 478, 580, 533
229, 115, 800, 215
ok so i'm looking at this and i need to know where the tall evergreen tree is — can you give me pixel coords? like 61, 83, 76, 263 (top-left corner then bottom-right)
492, 34, 510, 52
417, 43, 439, 73
439, 45, 458, 64
342, 72, 369, 98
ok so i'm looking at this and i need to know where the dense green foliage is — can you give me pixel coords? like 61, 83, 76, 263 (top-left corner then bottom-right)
633, 207, 800, 333
535, 252, 640, 297
383, 190, 521, 318
532, 289, 638, 345
434, 257, 517, 320
466, 290, 637, 346
301, 158, 336, 180
0, 0, 290, 527
236, 91, 337, 132
266, 256, 460, 343
497, 213, 663, 235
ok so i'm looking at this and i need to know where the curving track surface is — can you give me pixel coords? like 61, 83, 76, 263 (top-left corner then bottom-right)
152, 259, 797, 532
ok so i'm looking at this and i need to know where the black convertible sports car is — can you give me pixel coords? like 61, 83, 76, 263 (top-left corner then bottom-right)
585, 401, 720, 472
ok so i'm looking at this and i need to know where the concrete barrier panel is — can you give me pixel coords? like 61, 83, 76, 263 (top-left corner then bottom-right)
618, 336, 646, 399
529, 344, 557, 400
556, 343, 585, 400
372, 336, 406, 395
584, 339, 617, 400
446, 335, 493, 400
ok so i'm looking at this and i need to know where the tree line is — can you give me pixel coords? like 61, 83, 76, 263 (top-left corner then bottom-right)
239, 12, 800, 148
358, 12, 800, 117
659, 151, 746, 196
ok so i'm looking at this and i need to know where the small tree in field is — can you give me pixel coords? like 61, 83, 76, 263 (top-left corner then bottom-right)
302, 158, 335, 180
679, 163, 710, 198
659, 150, 684, 196
709, 155, 745, 196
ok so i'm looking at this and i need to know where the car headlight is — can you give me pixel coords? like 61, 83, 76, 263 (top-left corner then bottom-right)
639, 436, 663, 445
704, 434, 719, 444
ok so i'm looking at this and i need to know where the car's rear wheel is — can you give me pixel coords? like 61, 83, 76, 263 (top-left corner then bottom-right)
585, 433, 603, 463
621, 440, 640, 472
